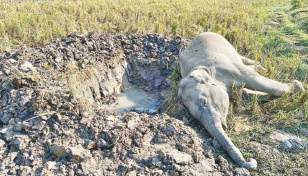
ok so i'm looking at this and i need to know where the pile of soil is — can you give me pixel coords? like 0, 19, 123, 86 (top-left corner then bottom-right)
0, 33, 250, 175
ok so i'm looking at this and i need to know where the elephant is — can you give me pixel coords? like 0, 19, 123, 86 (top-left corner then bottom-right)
178, 32, 305, 170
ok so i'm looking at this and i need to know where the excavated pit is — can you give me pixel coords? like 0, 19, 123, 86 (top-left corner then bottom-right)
72, 54, 172, 114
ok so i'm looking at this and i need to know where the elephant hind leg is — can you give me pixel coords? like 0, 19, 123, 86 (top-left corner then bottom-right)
240, 56, 265, 71
237, 66, 301, 96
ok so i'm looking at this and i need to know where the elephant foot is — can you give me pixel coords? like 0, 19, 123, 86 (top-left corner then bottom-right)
288, 80, 305, 93
242, 158, 257, 171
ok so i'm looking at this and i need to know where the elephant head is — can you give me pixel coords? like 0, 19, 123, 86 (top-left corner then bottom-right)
178, 68, 257, 170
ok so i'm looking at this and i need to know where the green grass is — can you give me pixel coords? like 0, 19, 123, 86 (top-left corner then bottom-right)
1, 0, 307, 175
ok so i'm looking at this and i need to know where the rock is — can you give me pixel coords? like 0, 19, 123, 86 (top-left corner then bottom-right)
0, 111, 11, 124
126, 170, 137, 176
165, 125, 177, 136
55, 56, 62, 63
193, 159, 216, 172
0, 139, 5, 147
269, 130, 307, 149
19, 166, 32, 176
233, 167, 250, 176
69, 145, 91, 163
8, 118, 16, 125
106, 116, 115, 121
151, 157, 161, 167
0, 94, 9, 107
12, 135, 30, 150
97, 139, 108, 148
84, 139, 96, 150
216, 156, 233, 176
45, 161, 57, 170
80, 157, 100, 175
50, 145, 68, 157
13, 122, 23, 132
151, 169, 163, 175
127, 120, 137, 130
160, 149, 193, 165
20, 61, 36, 73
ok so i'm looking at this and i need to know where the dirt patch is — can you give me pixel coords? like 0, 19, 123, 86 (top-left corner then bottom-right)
0, 33, 249, 175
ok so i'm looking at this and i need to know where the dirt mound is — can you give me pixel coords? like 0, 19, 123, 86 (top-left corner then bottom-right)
0, 33, 249, 175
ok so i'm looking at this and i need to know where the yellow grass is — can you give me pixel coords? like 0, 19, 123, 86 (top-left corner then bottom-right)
0, 0, 286, 54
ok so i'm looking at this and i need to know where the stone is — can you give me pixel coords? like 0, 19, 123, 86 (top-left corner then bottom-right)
84, 139, 96, 150
80, 157, 100, 175
13, 135, 30, 150
269, 130, 307, 149
50, 145, 68, 157
97, 139, 108, 148
151, 157, 161, 167
55, 56, 62, 63
8, 118, 16, 125
151, 169, 163, 175
0, 94, 8, 107
193, 159, 215, 172
233, 167, 250, 176
19, 166, 32, 176
126, 170, 137, 176
127, 120, 137, 130
161, 149, 193, 165
166, 125, 177, 136
0, 139, 5, 147
0, 111, 11, 124
14, 122, 23, 132
20, 61, 36, 73
182, 116, 189, 125
69, 145, 91, 163
45, 161, 57, 170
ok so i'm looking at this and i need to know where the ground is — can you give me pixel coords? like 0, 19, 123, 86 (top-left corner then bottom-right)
0, 0, 307, 176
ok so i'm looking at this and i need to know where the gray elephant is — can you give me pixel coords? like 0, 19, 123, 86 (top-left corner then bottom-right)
178, 32, 305, 170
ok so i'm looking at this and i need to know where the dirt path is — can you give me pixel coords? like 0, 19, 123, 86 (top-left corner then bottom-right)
267, 3, 308, 63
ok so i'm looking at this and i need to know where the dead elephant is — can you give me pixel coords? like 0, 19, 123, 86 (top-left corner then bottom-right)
178, 32, 305, 170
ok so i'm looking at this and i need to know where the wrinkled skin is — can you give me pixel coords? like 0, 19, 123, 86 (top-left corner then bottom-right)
178, 32, 305, 170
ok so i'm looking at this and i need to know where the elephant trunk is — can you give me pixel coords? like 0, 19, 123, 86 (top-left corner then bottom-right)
200, 111, 257, 170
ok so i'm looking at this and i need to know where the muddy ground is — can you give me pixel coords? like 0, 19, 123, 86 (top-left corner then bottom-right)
0, 33, 264, 176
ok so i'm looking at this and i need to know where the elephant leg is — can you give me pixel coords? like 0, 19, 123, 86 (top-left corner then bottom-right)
237, 66, 304, 96
240, 56, 265, 71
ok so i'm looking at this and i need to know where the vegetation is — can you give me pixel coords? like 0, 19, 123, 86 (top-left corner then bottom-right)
1, 0, 307, 175
0, 0, 287, 55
